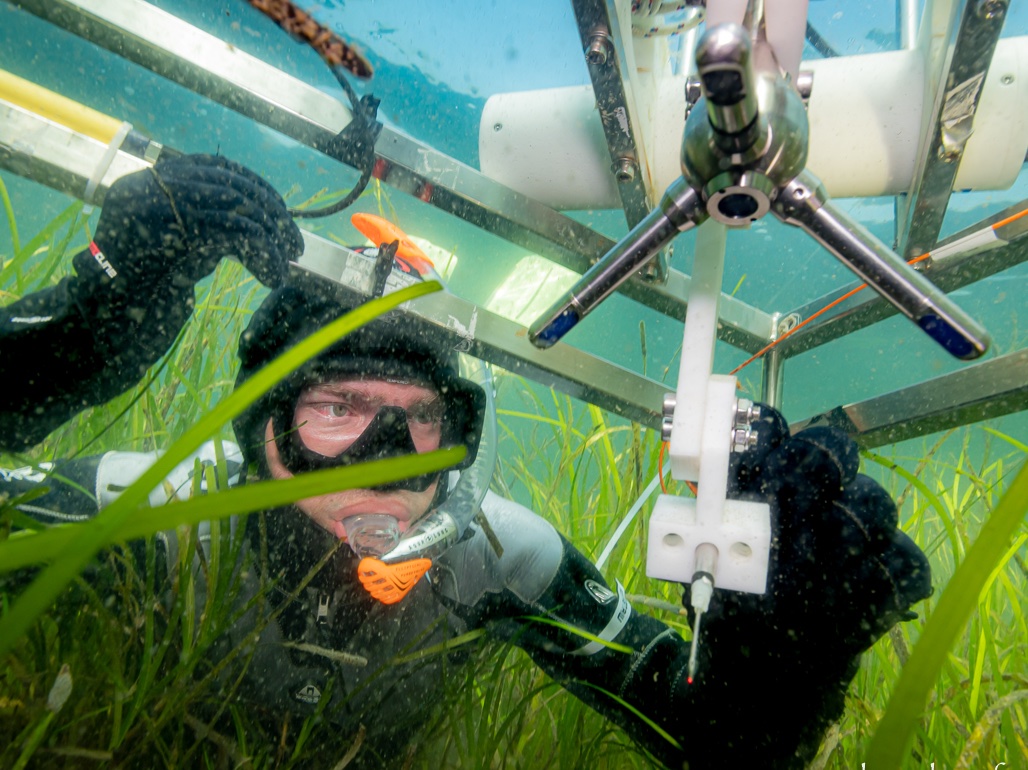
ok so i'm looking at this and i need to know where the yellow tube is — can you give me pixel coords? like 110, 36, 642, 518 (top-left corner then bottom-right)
0, 69, 122, 145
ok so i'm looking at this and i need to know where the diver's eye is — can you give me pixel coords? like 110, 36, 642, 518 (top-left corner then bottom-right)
324, 402, 357, 418
408, 402, 444, 426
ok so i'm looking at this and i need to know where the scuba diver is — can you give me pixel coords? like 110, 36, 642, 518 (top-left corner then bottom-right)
1, 156, 932, 768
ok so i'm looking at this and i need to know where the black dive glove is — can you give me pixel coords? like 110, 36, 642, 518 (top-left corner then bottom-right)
0, 155, 302, 451
75, 153, 303, 294
678, 405, 932, 767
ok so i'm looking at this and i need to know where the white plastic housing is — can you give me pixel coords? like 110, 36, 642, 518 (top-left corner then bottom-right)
479, 38, 1028, 208
647, 495, 771, 593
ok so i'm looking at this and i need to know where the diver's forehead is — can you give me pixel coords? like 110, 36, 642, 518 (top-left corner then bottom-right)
302, 377, 438, 401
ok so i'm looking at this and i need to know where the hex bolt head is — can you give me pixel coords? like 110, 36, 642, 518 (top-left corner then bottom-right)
976, 0, 1007, 20
586, 32, 611, 66
731, 427, 754, 453
614, 157, 636, 183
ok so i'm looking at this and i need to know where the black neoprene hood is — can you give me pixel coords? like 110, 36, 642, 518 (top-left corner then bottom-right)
232, 271, 486, 474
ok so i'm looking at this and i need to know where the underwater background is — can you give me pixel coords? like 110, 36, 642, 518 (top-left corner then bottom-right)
1, 0, 1027, 767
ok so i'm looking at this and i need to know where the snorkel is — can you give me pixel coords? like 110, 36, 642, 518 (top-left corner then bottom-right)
345, 215, 498, 603
353, 358, 496, 603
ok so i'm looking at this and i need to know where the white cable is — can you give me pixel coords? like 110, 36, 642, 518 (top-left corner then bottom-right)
595, 458, 671, 570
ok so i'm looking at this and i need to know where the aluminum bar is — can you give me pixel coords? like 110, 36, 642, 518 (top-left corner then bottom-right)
895, 0, 1009, 258
792, 348, 1028, 447
5, 0, 772, 352
570, 0, 655, 228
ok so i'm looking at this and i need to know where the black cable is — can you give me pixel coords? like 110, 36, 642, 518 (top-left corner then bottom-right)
289, 64, 383, 219
805, 21, 839, 58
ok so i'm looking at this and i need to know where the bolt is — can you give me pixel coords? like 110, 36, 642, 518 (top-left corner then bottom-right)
735, 399, 760, 426
613, 157, 636, 183
1001, 74, 1014, 85
586, 32, 611, 66
685, 77, 702, 106
777, 313, 801, 336
731, 427, 758, 453
661, 394, 676, 442
663, 393, 677, 417
493, 122, 503, 132
976, 0, 1007, 20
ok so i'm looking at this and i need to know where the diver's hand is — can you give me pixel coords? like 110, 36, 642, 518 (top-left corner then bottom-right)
684, 406, 932, 658
672, 407, 932, 768
79, 154, 302, 292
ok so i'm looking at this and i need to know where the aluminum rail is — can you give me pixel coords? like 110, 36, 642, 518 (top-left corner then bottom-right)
895, 0, 1010, 258
792, 348, 1028, 448
569, 0, 656, 228
0, 97, 670, 430
4, 0, 773, 353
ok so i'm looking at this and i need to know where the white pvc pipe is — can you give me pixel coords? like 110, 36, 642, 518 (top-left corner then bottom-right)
478, 37, 1028, 207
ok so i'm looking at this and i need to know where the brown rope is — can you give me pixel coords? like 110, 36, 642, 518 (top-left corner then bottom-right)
246, 0, 373, 79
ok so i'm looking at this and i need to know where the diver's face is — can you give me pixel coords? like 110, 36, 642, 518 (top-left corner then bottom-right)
263, 378, 442, 540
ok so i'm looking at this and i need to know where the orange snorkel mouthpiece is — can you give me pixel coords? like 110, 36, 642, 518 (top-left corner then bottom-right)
357, 557, 432, 604
350, 213, 435, 275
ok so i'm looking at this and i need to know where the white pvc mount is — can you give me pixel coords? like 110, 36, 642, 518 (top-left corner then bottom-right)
646, 222, 770, 594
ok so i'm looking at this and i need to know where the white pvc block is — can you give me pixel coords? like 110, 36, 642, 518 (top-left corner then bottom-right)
479, 86, 621, 210
693, 376, 737, 529
646, 494, 771, 594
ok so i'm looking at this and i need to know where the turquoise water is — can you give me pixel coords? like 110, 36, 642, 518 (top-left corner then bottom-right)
1, 3, 1026, 765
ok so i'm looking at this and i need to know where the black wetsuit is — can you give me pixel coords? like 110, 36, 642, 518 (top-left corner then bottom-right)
0, 248, 194, 451
1, 441, 853, 769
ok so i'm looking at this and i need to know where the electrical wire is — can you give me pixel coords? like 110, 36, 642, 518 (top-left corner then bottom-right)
728, 252, 933, 376
288, 65, 380, 219
596, 458, 670, 570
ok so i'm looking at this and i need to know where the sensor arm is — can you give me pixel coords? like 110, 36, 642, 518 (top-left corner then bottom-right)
528, 177, 707, 348
772, 172, 991, 360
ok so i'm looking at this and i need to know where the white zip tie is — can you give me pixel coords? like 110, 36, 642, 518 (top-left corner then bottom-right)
82, 120, 133, 215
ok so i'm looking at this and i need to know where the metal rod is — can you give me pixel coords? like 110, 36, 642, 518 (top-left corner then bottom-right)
760, 346, 784, 409
773, 172, 990, 360
899, 0, 918, 50
529, 177, 707, 348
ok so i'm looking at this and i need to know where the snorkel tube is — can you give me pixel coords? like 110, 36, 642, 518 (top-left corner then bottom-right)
346, 215, 498, 603
378, 355, 496, 565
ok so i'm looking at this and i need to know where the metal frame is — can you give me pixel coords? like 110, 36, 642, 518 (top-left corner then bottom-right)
570, 0, 655, 229
5, 0, 771, 351
0, 99, 672, 430
1, 0, 1025, 442
792, 349, 1028, 448
895, 0, 1010, 259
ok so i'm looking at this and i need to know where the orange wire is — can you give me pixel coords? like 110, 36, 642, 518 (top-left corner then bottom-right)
658, 441, 698, 496
728, 252, 933, 376
990, 207, 1028, 231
